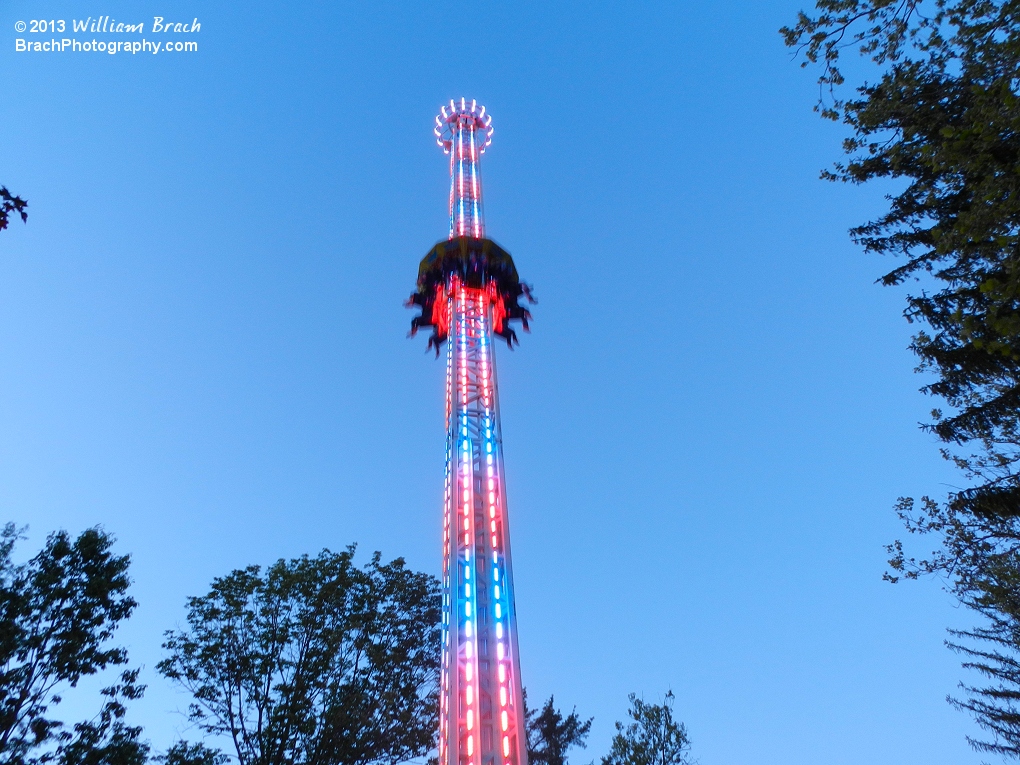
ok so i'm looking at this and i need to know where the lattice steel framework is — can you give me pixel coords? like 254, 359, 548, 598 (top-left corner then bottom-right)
410, 98, 530, 765
439, 279, 527, 765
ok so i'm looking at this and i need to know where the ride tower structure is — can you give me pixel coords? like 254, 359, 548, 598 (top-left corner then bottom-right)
406, 98, 535, 765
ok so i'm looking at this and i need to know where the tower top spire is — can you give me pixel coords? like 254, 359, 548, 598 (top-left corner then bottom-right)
434, 98, 493, 240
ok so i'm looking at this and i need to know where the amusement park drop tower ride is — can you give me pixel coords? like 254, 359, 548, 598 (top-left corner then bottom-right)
407, 98, 534, 765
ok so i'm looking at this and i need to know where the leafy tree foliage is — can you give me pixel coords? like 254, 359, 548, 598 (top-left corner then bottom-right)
783, 0, 1020, 755
524, 692, 591, 765
0, 188, 27, 232
48, 670, 147, 765
0, 524, 146, 765
600, 692, 690, 765
158, 547, 441, 765
156, 741, 228, 765
783, 0, 1020, 466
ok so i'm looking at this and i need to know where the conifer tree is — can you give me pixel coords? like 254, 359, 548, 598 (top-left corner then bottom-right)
784, 1, 1020, 754
524, 692, 592, 765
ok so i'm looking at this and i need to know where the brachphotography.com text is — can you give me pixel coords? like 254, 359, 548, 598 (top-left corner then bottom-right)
13, 16, 200, 56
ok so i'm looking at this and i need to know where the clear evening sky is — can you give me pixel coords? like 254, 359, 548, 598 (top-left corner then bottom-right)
0, 1, 980, 763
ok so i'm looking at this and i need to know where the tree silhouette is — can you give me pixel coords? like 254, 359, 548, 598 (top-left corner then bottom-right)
524, 692, 591, 765
601, 692, 691, 765
0, 187, 27, 231
159, 547, 441, 765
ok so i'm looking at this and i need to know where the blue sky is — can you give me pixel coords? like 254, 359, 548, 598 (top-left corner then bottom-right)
0, 1, 985, 763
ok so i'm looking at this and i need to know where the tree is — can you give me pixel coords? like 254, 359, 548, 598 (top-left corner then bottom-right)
782, 0, 1020, 754
782, 0, 1020, 473
0, 188, 27, 232
0, 523, 146, 765
601, 692, 691, 765
782, 3, 1020, 520
158, 546, 441, 765
156, 741, 228, 765
524, 691, 591, 765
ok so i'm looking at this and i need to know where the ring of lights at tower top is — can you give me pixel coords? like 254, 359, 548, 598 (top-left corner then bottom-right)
435, 98, 494, 155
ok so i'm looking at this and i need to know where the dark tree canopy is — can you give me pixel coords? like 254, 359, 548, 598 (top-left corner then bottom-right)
0, 187, 27, 232
783, 0, 1020, 463
524, 692, 591, 765
784, 0, 1020, 756
600, 693, 690, 765
0, 524, 146, 765
158, 547, 441, 765
156, 741, 229, 765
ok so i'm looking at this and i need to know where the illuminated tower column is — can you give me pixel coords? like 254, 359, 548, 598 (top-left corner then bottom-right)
409, 99, 533, 765
442, 279, 526, 765
442, 97, 487, 238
